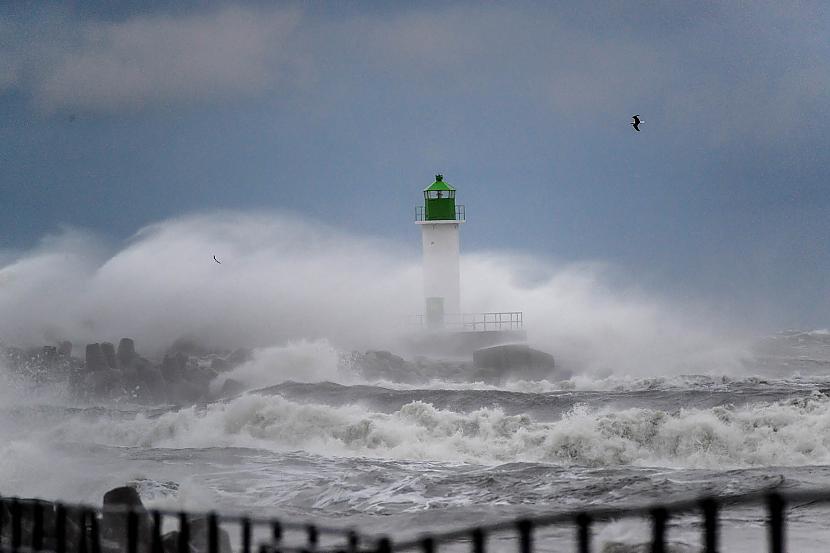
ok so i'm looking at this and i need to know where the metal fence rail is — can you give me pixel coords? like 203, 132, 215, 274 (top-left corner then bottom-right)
414, 206, 466, 222
409, 312, 523, 332
371, 488, 814, 553
4, 487, 829, 553
0, 496, 360, 553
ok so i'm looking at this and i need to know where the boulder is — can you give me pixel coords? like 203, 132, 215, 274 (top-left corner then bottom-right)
85, 343, 109, 372
42, 346, 58, 364
85, 368, 125, 398
161, 353, 188, 382
57, 340, 73, 357
117, 338, 137, 367
473, 344, 562, 382
102, 486, 151, 551
101, 342, 117, 369
135, 365, 167, 404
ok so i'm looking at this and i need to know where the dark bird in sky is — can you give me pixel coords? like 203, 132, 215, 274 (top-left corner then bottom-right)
631, 115, 642, 131
213, 255, 221, 264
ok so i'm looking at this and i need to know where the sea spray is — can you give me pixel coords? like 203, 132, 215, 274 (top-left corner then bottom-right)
0, 213, 749, 376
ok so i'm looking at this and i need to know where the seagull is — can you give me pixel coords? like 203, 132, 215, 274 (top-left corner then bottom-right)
213, 255, 221, 264
631, 115, 643, 131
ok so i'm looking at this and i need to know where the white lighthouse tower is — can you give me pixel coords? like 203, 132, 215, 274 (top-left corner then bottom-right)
409, 174, 529, 359
415, 174, 465, 328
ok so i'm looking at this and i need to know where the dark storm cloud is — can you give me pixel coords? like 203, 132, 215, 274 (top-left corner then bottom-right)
2, 2, 826, 140
1, 5, 304, 112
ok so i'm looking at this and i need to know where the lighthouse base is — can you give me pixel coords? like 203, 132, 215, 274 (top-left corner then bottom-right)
402, 329, 527, 358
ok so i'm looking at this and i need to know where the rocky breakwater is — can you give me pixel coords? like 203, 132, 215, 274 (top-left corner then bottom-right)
1, 338, 250, 405
70, 338, 250, 405
0, 341, 81, 385
343, 344, 569, 384
0, 486, 232, 553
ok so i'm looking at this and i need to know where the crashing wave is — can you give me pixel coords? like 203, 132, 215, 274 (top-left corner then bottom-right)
45, 391, 830, 469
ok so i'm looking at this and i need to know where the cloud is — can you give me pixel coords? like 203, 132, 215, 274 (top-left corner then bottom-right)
3, 2, 827, 138
16, 6, 302, 113
339, 2, 830, 143
0, 54, 19, 91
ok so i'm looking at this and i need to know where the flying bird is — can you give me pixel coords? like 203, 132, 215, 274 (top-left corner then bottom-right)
631, 115, 643, 131
213, 255, 221, 264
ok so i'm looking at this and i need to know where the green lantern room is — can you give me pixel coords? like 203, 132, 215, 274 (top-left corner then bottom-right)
423, 175, 457, 221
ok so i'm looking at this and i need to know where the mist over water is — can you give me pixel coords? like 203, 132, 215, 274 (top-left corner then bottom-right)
0, 211, 750, 376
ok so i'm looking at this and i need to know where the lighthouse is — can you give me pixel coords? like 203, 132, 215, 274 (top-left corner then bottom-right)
415, 174, 465, 328
409, 174, 530, 359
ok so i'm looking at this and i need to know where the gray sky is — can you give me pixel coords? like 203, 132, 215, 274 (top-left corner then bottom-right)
1, 1, 829, 329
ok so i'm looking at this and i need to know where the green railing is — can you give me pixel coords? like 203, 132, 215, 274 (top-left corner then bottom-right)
414, 205, 465, 222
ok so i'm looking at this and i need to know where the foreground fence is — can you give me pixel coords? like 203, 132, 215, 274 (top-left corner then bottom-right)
2, 487, 827, 553
0, 496, 360, 553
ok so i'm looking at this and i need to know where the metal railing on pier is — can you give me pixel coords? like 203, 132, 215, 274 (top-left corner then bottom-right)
410, 312, 523, 332
0, 496, 360, 553
3, 487, 826, 553
370, 488, 810, 553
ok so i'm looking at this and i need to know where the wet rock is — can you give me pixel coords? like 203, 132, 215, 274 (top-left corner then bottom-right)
161, 353, 188, 382
85, 368, 125, 398
58, 340, 73, 357
85, 343, 109, 372
101, 342, 117, 369
102, 486, 151, 551
42, 346, 58, 364
117, 338, 137, 367
135, 365, 167, 404
473, 344, 563, 382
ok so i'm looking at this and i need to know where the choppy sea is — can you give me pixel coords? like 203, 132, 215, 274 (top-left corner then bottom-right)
3, 330, 830, 552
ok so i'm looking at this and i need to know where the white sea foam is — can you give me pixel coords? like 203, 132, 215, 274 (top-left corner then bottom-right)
214, 339, 345, 392
40, 391, 830, 469
361, 373, 830, 393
